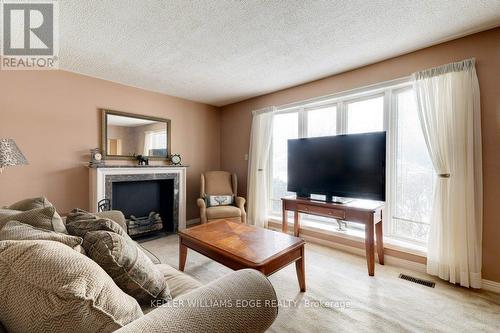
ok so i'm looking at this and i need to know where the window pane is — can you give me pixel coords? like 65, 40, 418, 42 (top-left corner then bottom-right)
307, 106, 337, 137
271, 112, 298, 213
393, 218, 430, 243
392, 89, 435, 242
347, 96, 384, 134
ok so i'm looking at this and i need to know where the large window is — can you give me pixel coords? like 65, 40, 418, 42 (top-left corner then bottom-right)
269, 82, 435, 246
391, 89, 434, 242
270, 112, 298, 213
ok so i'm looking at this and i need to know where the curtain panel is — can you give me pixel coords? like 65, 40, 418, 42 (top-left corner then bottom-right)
246, 107, 276, 227
413, 58, 482, 288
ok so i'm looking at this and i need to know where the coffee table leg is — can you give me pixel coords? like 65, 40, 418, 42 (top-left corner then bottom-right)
179, 239, 187, 271
295, 246, 306, 292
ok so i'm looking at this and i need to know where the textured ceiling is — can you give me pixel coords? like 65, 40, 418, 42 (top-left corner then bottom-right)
59, 1, 500, 106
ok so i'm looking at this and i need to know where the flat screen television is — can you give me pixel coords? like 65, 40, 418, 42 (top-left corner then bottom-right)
287, 132, 386, 202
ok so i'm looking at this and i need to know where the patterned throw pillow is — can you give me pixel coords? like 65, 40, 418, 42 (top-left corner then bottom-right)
0, 221, 85, 253
0, 207, 67, 234
7, 196, 55, 211
205, 194, 234, 207
82, 230, 171, 305
0, 240, 143, 333
66, 209, 131, 240
66, 209, 154, 263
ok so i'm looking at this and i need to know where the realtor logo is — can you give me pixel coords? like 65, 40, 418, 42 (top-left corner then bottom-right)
1, 0, 59, 69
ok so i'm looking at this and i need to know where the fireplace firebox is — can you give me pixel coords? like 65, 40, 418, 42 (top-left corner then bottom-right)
112, 179, 174, 236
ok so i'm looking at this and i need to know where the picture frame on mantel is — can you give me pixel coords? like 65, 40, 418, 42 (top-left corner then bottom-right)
101, 109, 171, 161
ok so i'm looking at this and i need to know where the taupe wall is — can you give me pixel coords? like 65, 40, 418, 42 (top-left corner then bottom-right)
0, 70, 220, 219
220, 28, 500, 282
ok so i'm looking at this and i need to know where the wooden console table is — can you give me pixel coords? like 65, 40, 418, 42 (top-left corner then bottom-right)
281, 196, 385, 276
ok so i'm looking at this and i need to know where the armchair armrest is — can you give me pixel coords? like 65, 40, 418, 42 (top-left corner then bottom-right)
234, 196, 246, 209
115, 269, 278, 333
197, 198, 207, 224
234, 197, 247, 224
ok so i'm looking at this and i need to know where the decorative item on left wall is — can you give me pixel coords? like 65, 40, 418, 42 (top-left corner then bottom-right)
0, 138, 29, 174
89, 148, 105, 168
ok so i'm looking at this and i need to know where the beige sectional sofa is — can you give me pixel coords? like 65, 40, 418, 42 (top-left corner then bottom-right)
0, 200, 278, 333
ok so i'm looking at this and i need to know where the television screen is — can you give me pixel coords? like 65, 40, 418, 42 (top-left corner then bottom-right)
287, 132, 386, 201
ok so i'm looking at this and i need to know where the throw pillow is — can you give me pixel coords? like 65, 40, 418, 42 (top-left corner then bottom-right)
7, 196, 54, 211
0, 221, 84, 253
206, 194, 234, 207
0, 206, 67, 234
66, 209, 155, 262
82, 230, 171, 305
0, 240, 143, 333
66, 209, 130, 239
6, 196, 65, 232
0, 209, 22, 220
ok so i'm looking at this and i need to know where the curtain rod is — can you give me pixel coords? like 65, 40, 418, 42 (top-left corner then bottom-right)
276, 75, 412, 112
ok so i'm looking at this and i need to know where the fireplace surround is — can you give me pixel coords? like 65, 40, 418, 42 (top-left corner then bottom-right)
89, 166, 187, 235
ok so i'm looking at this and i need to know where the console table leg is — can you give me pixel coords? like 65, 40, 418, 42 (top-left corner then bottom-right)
282, 206, 288, 234
295, 246, 306, 292
294, 211, 301, 237
365, 221, 375, 276
375, 221, 384, 265
179, 239, 187, 271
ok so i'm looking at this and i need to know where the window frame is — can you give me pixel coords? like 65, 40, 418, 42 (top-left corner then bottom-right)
268, 77, 432, 247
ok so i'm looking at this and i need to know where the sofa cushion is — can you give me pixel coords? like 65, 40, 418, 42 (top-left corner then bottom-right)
206, 205, 242, 219
140, 264, 202, 314
0, 240, 143, 333
0, 221, 84, 253
0, 207, 67, 234
156, 264, 202, 298
82, 230, 171, 305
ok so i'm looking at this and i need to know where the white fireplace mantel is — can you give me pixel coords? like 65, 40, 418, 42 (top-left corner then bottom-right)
89, 166, 187, 230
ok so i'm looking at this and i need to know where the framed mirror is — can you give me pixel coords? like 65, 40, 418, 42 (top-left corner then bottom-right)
101, 109, 171, 160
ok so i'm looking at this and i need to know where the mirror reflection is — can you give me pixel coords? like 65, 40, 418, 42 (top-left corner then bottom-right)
105, 113, 169, 158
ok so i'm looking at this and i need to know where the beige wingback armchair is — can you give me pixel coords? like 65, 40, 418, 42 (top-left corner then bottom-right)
197, 171, 247, 224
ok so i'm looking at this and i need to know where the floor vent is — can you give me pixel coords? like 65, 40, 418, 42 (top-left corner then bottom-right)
399, 273, 435, 288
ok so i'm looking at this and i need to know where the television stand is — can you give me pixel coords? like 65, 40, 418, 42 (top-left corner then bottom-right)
281, 196, 385, 276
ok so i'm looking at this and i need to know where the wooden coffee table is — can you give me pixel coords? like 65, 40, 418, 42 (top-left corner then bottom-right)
178, 219, 306, 292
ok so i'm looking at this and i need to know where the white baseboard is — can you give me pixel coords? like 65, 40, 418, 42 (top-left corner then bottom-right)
482, 279, 500, 293
269, 223, 500, 293
187, 218, 200, 226
297, 231, 427, 272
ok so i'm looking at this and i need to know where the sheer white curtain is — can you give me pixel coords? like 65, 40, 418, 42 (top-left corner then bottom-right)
413, 59, 482, 288
247, 107, 276, 227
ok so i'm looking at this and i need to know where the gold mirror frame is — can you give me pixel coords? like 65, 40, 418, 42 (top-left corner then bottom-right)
101, 109, 171, 160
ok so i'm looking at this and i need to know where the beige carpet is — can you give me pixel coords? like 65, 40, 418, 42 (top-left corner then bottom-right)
141, 235, 500, 333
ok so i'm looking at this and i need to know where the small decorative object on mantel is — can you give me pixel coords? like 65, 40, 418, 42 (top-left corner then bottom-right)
89, 148, 104, 168
170, 154, 182, 166
135, 154, 149, 166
